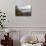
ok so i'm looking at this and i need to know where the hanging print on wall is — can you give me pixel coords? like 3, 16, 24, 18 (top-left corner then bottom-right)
15, 5, 32, 16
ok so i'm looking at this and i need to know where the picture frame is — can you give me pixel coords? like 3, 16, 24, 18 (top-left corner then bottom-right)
15, 5, 32, 16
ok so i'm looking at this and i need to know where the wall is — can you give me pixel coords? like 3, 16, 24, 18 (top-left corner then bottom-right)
32, 0, 46, 27
0, 0, 46, 28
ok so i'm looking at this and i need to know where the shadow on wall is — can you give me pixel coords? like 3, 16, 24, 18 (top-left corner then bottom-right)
13, 40, 21, 46
9, 31, 21, 46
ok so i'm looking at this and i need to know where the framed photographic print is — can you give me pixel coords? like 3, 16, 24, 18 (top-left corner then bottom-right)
15, 5, 32, 16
